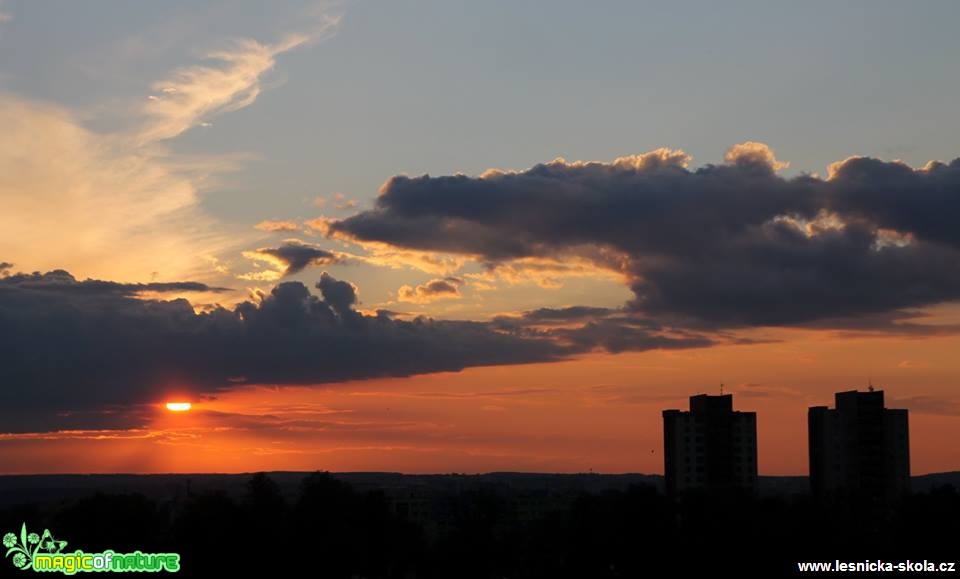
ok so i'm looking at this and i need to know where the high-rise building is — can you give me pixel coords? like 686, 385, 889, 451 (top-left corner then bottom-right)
662, 394, 757, 496
808, 389, 909, 502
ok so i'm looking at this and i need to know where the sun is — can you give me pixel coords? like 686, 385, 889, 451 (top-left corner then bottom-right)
165, 402, 192, 412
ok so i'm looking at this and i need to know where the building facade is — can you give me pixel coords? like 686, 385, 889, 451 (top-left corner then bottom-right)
662, 394, 757, 496
808, 389, 910, 502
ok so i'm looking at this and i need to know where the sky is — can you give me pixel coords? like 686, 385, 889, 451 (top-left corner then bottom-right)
2, 0, 960, 475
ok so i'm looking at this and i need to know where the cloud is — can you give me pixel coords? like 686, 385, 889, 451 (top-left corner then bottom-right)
825, 156, 960, 250
0, 269, 230, 296
254, 220, 300, 232
137, 11, 340, 144
731, 382, 806, 400
327, 143, 960, 330
626, 219, 960, 326
240, 240, 342, 278
0, 268, 710, 433
724, 141, 789, 172
316, 271, 359, 317
465, 256, 624, 290
897, 359, 929, 369
0, 94, 240, 284
314, 192, 358, 211
398, 277, 463, 303
782, 307, 960, 337
518, 306, 615, 323
332, 193, 359, 210
890, 395, 960, 416
556, 318, 713, 354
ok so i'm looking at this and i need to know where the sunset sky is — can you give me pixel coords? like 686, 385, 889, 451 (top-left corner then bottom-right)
2, 0, 960, 475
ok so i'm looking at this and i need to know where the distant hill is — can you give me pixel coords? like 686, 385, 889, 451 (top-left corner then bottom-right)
0, 471, 957, 507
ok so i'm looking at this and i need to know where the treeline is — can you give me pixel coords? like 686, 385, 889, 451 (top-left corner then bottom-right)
2, 473, 958, 577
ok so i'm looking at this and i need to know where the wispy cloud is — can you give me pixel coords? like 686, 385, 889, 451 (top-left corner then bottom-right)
254, 219, 300, 232
891, 395, 960, 416
138, 13, 340, 143
315, 192, 359, 210
0, 94, 241, 284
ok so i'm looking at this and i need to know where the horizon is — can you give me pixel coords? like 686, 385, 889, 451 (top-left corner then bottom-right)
1, 384, 951, 475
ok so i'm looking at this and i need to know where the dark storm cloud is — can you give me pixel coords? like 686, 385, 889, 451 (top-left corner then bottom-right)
520, 306, 616, 323
0, 269, 707, 433
245, 240, 342, 275
491, 306, 718, 355
794, 309, 960, 337
0, 269, 231, 295
825, 157, 960, 249
329, 147, 816, 260
628, 220, 960, 326
557, 318, 713, 354
327, 145, 960, 328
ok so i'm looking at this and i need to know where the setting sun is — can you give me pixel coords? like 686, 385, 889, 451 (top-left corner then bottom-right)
165, 402, 192, 412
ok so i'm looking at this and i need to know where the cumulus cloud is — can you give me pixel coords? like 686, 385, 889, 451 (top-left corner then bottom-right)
327, 144, 960, 329
316, 271, 359, 317
724, 141, 789, 172
0, 268, 710, 433
398, 277, 463, 303
254, 220, 300, 232
329, 145, 810, 261
824, 156, 960, 250
241, 240, 343, 279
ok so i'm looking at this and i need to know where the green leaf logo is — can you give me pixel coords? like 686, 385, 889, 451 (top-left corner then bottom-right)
4, 523, 34, 571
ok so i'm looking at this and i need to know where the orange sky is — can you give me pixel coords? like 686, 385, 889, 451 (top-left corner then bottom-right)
4, 328, 958, 475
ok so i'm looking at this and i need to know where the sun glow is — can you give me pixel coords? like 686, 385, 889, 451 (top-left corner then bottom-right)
165, 402, 192, 412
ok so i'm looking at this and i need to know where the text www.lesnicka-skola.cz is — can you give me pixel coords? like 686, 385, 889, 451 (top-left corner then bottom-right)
798, 560, 956, 572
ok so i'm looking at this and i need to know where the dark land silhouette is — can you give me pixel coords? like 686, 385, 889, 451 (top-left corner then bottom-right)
2, 471, 959, 577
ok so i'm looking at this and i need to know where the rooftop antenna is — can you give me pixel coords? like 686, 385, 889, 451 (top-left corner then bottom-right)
868, 376, 874, 392
720, 383, 724, 395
